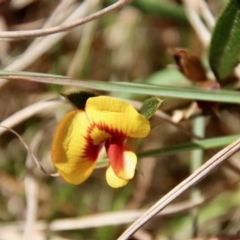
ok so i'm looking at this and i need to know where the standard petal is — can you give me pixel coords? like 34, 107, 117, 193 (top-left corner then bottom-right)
106, 137, 137, 180
52, 110, 101, 185
106, 165, 129, 188
85, 96, 150, 138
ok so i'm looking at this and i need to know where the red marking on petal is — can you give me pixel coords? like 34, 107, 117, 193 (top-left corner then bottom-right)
80, 122, 111, 162
105, 137, 126, 176
81, 138, 101, 162
81, 124, 102, 162
95, 122, 127, 138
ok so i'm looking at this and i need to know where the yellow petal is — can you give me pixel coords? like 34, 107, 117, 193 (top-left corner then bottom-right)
106, 165, 129, 188
86, 96, 150, 138
52, 110, 101, 185
120, 150, 137, 179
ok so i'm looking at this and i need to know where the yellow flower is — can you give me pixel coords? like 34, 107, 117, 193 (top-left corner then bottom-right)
52, 96, 150, 188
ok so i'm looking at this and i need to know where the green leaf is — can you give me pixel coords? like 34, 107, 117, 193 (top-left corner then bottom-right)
209, 0, 240, 81
62, 91, 97, 109
140, 97, 163, 119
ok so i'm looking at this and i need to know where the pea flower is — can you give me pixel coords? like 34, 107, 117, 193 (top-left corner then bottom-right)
52, 96, 150, 188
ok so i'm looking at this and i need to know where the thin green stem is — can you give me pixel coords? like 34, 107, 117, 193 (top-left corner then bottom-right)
190, 115, 205, 237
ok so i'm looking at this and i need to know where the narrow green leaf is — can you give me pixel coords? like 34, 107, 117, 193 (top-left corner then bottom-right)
209, 0, 240, 80
50, 79, 240, 104
140, 97, 163, 119
62, 91, 97, 109
1, 71, 240, 104
138, 134, 240, 158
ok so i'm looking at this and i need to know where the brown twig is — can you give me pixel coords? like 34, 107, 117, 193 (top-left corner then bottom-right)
0, 0, 132, 40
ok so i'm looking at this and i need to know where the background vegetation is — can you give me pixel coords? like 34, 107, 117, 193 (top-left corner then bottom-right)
0, 0, 240, 239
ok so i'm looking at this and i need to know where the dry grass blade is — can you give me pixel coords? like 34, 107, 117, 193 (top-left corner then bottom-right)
23, 131, 45, 240
118, 137, 240, 239
23, 176, 39, 240
0, 125, 59, 177
0, 0, 132, 40
0, 1, 96, 88
3, 1, 93, 70
182, 0, 211, 46
42, 0, 77, 29
67, 1, 100, 77
0, 98, 65, 136
0, 197, 211, 232
0, 179, 238, 234
199, 0, 215, 29
22, 0, 77, 51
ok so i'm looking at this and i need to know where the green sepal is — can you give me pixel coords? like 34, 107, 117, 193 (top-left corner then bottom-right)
140, 97, 163, 119
61, 91, 97, 109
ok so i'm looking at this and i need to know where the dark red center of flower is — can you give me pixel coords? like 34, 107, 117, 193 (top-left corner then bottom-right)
81, 120, 127, 163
